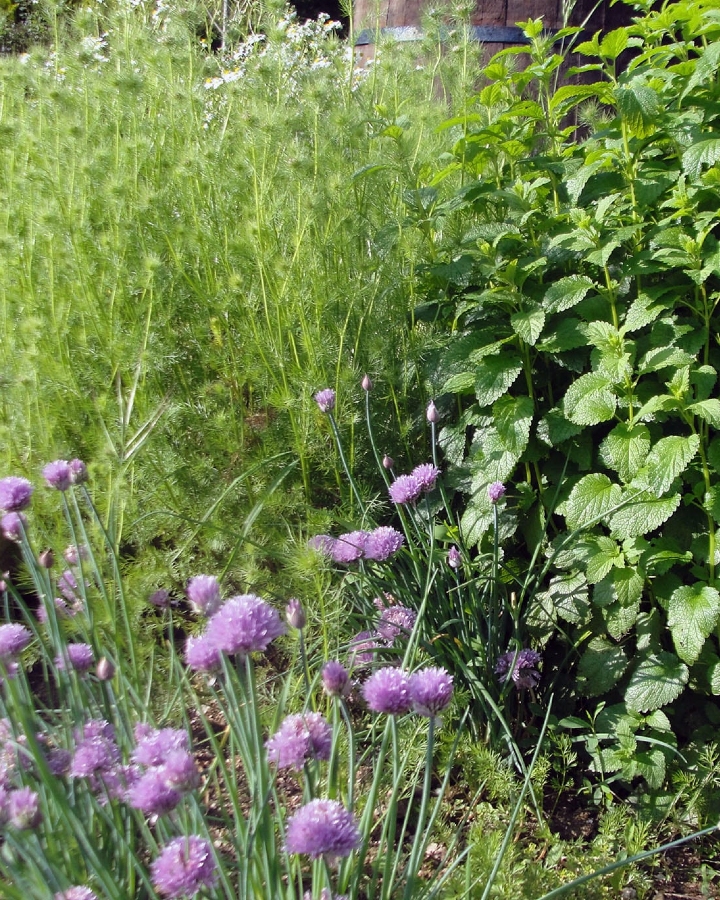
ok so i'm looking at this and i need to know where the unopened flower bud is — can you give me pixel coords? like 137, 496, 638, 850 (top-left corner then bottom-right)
447, 546, 461, 569
426, 401, 440, 424
96, 657, 115, 681
69, 459, 88, 484
361, 374, 372, 392
286, 598, 306, 630
382, 455, 394, 470
39, 549, 54, 569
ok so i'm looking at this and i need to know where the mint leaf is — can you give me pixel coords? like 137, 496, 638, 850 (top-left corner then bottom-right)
510, 306, 545, 345
600, 422, 651, 483
667, 583, 720, 665
473, 353, 522, 406
625, 652, 688, 713
577, 637, 629, 697
563, 373, 617, 426
632, 434, 699, 495
566, 474, 622, 530
544, 275, 595, 313
688, 399, 720, 428
609, 491, 681, 539
493, 394, 534, 455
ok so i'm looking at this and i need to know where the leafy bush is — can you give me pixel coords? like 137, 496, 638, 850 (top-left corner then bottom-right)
355, 0, 720, 794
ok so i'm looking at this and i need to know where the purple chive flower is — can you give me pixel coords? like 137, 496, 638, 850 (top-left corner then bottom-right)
148, 588, 171, 609
46, 747, 72, 776
0, 624, 31, 662
410, 667, 454, 717
43, 460, 73, 491
411, 463, 440, 492
348, 630, 380, 667
37, 597, 75, 624
314, 389, 336, 413
495, 648, 542, 690
58, 570, 79, 601
362, 667, 412, 715
331, 531, 368, 564
364, 526, 404, 562
266, 712, 332, 770
151, 835, 218, 899
361, 374, 372, 391
426, 401, 440, 423
8, 786, 41, 829
0, 477, 33, 512
488, 481, 506, 504
1, 512, 27, 542
133, 726, 189, 768
129, 769, 181, 815
186, 575, 222, 617
70, 720, 120, 779
388, 474, 422, 506
161, 749, 200, 792
56, 643, 94, 673
64, 544, 89, 566
69, 459, 88, 484
205, 594, 286, 656
322, 660, 351, 697
54, 888, 98, 900
286, 598, 306, 630
376, 606, 417, 643
285, 798, 361, 860
447, 546, 461, 569
185, 633, 222, 673
308, 534, 335, 556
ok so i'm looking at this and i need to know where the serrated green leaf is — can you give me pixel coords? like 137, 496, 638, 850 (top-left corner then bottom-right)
537, 317, 588, 352
682, 138, 720, 180
625, 652, 688, 713
603, 597, 640, 638
635, 394, 677, 421
535, 571, 590, 625
599, 27, 628, 60
632, 434, 699, 496
688, 399, 720, 428
510, 306, 545, 345
460, 504, 492, 548
667, 583, 720, 665
638, 346, 694, 374
473, 353, 522, 406
691, 365, 717, 402
536, 407, 583, 447
616, 82, 660, 138
600, 422, 651, 483
613, 566, 644, 606
624, 292, 670, 332
441, 372, 475, 394
493, 394, 534, 454
566, 474, 622, 530
577, 637, 629, 697
704, 486, 720, 525
578, 535, 623, 583
544, 275, 595, 313
609, 492, 681, 539
563, 373, 617, 426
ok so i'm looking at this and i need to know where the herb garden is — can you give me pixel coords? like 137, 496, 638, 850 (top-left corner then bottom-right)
1, 0, 720, 896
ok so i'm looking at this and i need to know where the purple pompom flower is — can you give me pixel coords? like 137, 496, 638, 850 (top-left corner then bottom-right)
64, 544, 89, 566
1, 512, 27, 542
129, 769, 182, 816
70, 720, 121, 779
8, 786, 41, 829
0, 477, 33, 512
314, 389, 336, 413
266, 712, 332, 770
205, 594, 286, 657
58, 570, 80, 601
388, 474, 422, 506
161, 749, 200, 792
376, 606, 417, 643
56, 643, 94, 673
69, 459, 88, 484
55, 888, 98, 900
362, 667, 412, 715
185, 633, 222, 673
495, 648, 542, 690
322, 660, 351, 697
364, 526, 404, 562
410, 667, 453, 717
331, 531, 368, 564
151, 835, 218, 899
148, 588, 171, 609
186, 575, 222, 616
447, 546, 461, 569
411, 463, 440, 492
133, 726, 189, 768
43, 460, 73, 491
285, 798, 361, 861
0, 624, 31, 662
488, 481, 506, 504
